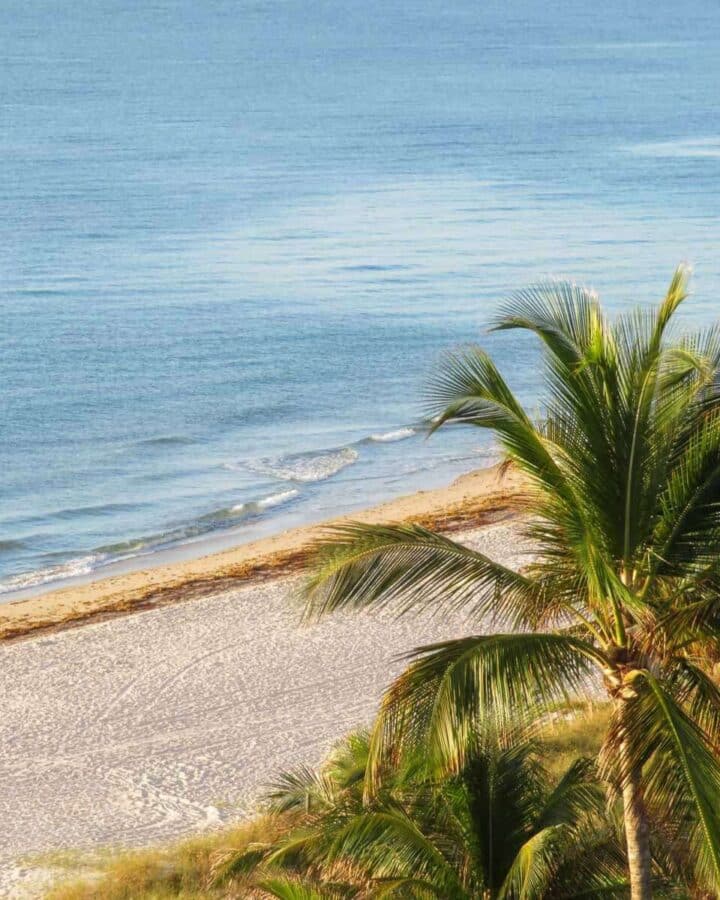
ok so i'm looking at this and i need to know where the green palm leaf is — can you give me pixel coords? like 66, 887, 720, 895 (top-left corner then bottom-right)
545, 826, 631, 899
325, 807, 464, 896
265, 765, 338, 814
533, 756, 605, 830
304, 522, 539, 628
212, 842, 273, 886
258, 876, 357, 899
426, 345, 575, 505
666, 659, 720, 742
367, 633, 602, 785
496, 824, 566, 900
367, 877, 442, 897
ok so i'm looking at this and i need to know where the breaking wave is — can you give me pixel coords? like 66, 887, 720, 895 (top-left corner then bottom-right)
242, 447, 359, 483
0, 555, 99, 594
234, 427, 419, 483
368, 427, 416, 443
0, 489, 301, 596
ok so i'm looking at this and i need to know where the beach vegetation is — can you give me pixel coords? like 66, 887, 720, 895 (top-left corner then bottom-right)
44, 815, 286, 899
214, 717, 636, 898
46, 707, 614, 899
302, 266, 720, 899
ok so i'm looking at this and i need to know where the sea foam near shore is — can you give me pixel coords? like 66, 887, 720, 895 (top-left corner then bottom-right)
368, 427, 416, 442
0, 487, 303, 596
0, 422, 488, 598
241, 446, 360, 482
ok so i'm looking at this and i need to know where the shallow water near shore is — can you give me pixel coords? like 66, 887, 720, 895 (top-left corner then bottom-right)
3, 0, 720, 597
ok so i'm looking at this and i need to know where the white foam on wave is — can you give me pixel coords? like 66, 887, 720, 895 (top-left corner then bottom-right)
232, 488, 300, 512
369, 427, 416, 443
258, 488, 300, 508
0, 489, 303, 596
192, 488, 303, 526
626, 137, 720, 159
244, 447, 359, 483
0, 555, 99, 595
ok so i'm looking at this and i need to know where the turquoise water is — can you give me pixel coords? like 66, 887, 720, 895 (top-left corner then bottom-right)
3, 1, 720, 596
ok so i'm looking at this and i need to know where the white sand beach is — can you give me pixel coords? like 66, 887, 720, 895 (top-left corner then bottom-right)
0, 511, 532, 897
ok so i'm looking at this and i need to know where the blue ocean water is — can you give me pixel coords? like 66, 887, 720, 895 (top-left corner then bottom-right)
3, 1, 720, 597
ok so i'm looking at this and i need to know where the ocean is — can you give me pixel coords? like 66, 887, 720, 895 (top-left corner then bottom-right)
3, 0, 720, 597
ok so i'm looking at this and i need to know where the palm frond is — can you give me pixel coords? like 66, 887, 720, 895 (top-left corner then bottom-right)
265, 765, 338, 815
425, 345, 577, 505
367, 633, 601, 787
492, 279, 602, 366
666, 658, 720, 742
367, 877, 442, 897
258, 875, 357, 899
533, 756, 605, 831
322, 731, 371, 794
324, 807, 464, 896
304, 522, 538, 628
655, 263, 692, 336
496, 825, 565, 900
212, 843, 273, 885
547, 828, 631, 899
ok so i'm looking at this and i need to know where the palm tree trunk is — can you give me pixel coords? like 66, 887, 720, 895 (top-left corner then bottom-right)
618, 703, 653, 900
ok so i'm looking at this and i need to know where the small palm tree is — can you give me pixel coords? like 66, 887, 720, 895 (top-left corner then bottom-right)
309, 737, 625, 898
219, 728, 630, 898
303, 267, 720, 899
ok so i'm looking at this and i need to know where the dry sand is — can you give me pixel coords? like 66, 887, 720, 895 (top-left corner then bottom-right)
0, 466, 531, 897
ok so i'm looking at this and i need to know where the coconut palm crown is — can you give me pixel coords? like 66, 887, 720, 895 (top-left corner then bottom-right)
303, 266, 720, 899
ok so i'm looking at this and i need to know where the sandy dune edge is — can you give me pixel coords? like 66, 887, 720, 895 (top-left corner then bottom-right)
0, 465, 526, 642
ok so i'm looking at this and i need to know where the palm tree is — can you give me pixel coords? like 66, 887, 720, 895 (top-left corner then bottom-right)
312, 738, 627, 898
218, 728, 632, 898
302, 267, 720, 899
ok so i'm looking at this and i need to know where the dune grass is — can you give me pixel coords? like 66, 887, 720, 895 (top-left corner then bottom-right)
44, 704, 609, 899
44, 815, 287, 900
538, 702, 611, 777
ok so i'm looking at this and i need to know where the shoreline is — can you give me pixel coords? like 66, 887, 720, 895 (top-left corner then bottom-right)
0, 464, 526, 643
